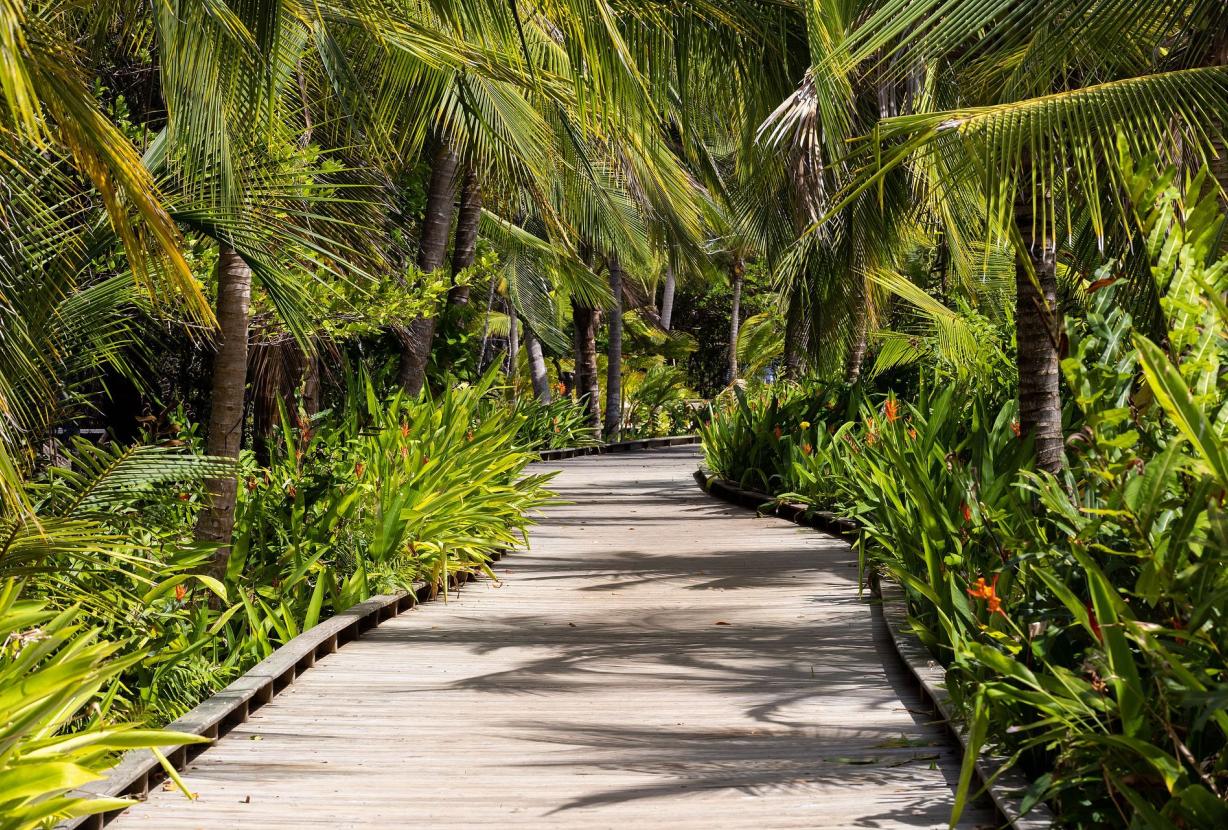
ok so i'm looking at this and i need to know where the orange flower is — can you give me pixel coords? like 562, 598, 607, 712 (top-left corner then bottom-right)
177, 492, 190, 501
287, 484, 297, 499
174, 584, 187, 602
884, 399, 900, 423
400, 422, 410, 438
354, 462, 365, 478
466, 430, 475, 441
967, 575, 1005, 616
246, 476, 258, 491
399, 445, 409, 460
801, 442, 813, 456
907, 427, 918, 441
961, 501, 972, 523
1010, 420, 1022, 438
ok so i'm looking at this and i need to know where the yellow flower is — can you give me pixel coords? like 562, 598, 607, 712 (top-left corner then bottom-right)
800, 421, 811, 430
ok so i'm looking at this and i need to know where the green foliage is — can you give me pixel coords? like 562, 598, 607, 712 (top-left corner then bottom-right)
0, 370, 552, 815
702, 165, 1228, 826
0, 582, 205, 829
500, 395, 596, 451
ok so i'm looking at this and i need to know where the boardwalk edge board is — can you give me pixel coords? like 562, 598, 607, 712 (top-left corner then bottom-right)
60, 556, 504, 830
534, 434, 699, 462
693, 468, 1054, 830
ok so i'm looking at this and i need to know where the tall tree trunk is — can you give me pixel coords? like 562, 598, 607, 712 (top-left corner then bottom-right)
727, 256, 744, 384
604, 256, 623, 440
448, 168, 482, 306
400, 144, 460, 396
783, 291, 807, 380
846, 285, 868, 385
526, 330, 551, 403
197, 245, 252, 578
659, 264, 676, 331
300, 350, 321, 417
572, 300, 601, 438
1014, 185, 1064, 474
506, 309, 519, 381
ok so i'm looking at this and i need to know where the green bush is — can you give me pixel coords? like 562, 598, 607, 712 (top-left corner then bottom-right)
0, 369, 553, 822
700, 167, 1228, 827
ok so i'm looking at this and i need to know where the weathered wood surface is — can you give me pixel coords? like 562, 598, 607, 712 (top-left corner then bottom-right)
111, 447, 995, 828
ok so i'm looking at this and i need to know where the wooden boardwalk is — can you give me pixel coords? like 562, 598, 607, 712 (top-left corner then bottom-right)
113, 447, 995, 829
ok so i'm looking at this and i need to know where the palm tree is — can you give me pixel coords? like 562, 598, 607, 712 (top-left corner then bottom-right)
827, 0, 1228, 472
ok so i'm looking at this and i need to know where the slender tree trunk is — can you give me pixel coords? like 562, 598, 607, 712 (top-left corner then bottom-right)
300, 349, 320, 417
572, 300, 602, 438
400, 144, 460, 396
659, 264, 676, 331
783, 291, 807, 380
197, 245, 252, 578
448, 168, 482, 305
727, 256, 744, 384
527, 331, 551, 403
1014, 186, 1064, 474
846, 286, 868, 385
506, 309, 519, 381
604, 256, 623, 440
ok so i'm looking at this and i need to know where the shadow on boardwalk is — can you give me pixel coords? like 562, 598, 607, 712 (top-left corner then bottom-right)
109, 447, 996, 830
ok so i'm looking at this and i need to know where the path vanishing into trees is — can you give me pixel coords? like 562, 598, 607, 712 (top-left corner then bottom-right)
112, 447, 994, 829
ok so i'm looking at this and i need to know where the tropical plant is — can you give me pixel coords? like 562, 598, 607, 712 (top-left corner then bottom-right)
0, 582, 204, 829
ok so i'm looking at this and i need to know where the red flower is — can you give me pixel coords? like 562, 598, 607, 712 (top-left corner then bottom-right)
1086, 603, 1102, 642
884, 399, 900, 423
961, 501, 972, 523
967, 575, 1005, 616
176, 492, 190, 501
1010, 420, 1022, 438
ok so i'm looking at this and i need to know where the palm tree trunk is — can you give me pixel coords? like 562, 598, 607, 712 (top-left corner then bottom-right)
727, 256, 744, 384
783, 291, 806, 380
448, 168, 482, 305
604, 255, 623, 440
197, 244, 252, 578
659, 264, 676, 331
572, 299, 602, 438
846, 287, 868, 385
526, 330, 551, 403
300, 351, 321, 417
506, 309, 519, 381
400, 143, 460, 396
1014, 188, 1064, 474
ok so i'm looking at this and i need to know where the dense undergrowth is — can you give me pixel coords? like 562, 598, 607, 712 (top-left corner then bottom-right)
702, 173, 1228, 826
1, 373, 552, 826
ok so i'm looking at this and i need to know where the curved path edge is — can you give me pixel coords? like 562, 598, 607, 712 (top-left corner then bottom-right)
694, 468, 1054, 830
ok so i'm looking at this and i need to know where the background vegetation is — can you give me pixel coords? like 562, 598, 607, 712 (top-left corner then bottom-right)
3, 0, 1228, 827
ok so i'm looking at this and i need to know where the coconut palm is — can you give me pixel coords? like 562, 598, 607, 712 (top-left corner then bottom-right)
821, 0, 1228, 472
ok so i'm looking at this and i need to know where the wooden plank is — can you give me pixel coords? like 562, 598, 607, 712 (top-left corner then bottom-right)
107, 447, 997, 829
